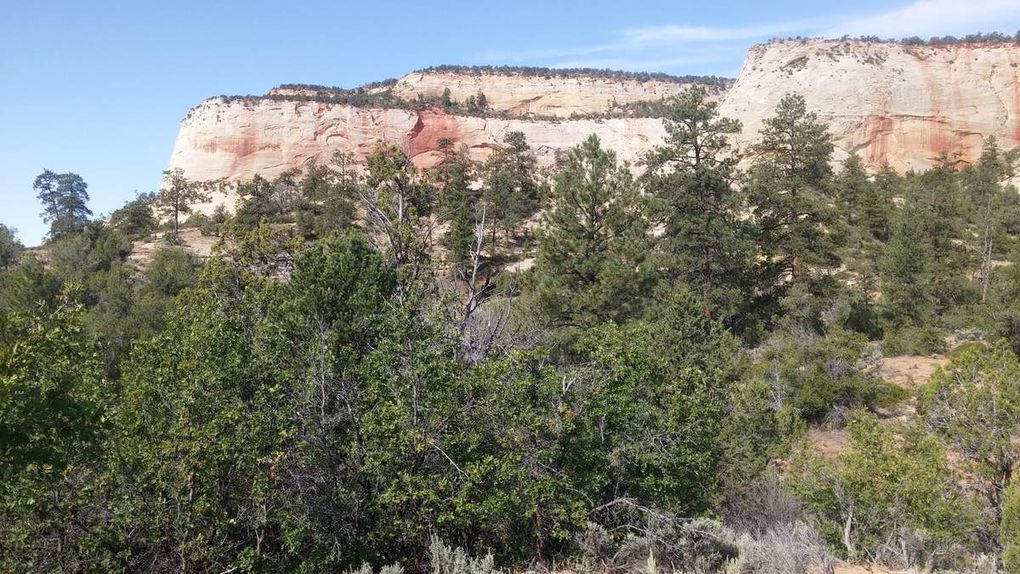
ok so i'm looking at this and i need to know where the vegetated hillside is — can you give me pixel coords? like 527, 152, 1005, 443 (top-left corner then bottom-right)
265, 65, 731, 117
10, 36, 1020, 574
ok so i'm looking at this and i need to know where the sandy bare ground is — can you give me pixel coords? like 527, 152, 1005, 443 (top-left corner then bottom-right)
807, 353, 949, 459
878, 355, 947, 392
128, 227, 218, 270
834, 565, 916, 574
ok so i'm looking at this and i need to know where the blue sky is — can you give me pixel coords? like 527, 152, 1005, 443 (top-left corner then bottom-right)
2, 0, 1020, 245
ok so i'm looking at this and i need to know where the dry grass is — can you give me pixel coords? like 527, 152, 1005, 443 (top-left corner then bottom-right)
877, 355, 947, 392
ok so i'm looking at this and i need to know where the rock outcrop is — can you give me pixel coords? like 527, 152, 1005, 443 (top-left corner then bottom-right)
719, 39, 1020, 172
168, 69, 708, 212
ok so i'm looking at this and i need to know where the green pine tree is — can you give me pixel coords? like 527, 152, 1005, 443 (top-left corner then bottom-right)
642, 86, 753, 323
747, 93, 840, 290
880, 209, 934, 326
534, 135, 656, 329
481, 131, 538, 243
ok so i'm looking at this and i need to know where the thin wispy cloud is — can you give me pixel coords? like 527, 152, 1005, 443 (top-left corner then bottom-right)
824, 0, 1020, 38
618, 19, 826, 45
551, 54, 735, 71
476, 19, 817, 66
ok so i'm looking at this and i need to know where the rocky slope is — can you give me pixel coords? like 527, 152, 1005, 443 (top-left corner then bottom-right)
168, 40, 1020, 212
719, 39, 1020, 172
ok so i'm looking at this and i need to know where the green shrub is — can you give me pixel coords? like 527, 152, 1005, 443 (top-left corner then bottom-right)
145, 247, 199, 298
183, 211, 210, 231
109, 193, 157, 240
0, 224, 23, 270
871, 382, 910, 409
760, 327, 891, 423
1004, 482, 1020, 573
947, 340, 987, 359
792, 412, 978, 568
882, 324, 947, 355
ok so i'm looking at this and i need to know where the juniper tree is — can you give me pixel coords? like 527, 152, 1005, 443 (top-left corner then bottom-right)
919, 341, 1020, 548
234, 174, 279, 230
108, 192, 157, 240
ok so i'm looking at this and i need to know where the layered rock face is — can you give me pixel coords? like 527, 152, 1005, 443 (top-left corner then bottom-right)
168, 70, 697, 212
719, 39, 1020, 172
170, 98, 667, 213
171, 99, 667, 180
168, 40, 1020, 212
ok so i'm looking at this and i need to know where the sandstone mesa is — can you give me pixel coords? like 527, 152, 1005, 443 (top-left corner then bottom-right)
167, 39, 1020, 212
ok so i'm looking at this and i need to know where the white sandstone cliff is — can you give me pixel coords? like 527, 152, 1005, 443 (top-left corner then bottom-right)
719, 39, 1020, 172
169, 98, 666, 213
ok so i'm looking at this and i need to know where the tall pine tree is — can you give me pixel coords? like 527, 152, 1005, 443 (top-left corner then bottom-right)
534, 135, 656, 329
747, 94, 840, 299
642, 86, 753, 322
880, 209, 934, 326
34, 170, 93, 239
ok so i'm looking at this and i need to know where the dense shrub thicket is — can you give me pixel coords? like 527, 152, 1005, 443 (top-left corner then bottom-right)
5, 87, 1020, 572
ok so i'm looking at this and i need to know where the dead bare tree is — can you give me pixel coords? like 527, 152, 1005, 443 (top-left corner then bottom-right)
452, 204, 518, 363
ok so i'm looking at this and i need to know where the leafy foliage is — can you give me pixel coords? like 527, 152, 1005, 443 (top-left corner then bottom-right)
918, 341, 1020, 548
793, 412, 976, 568
0, 224, 23, 271
108, 192, 157, 240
